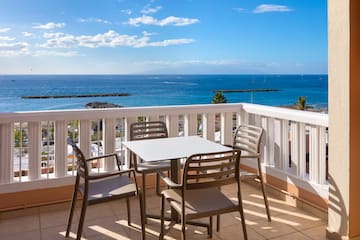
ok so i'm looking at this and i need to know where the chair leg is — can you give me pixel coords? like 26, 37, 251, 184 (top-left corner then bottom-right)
216, 215, 220, 232
156, 172, 161, 196
160, 195, 165, 240
126, 198, 131, 226
142, 173, 147, 224
237, 191, 248, 240
76, 196, 88, 240
139, 191, 146, 240
257, 159, 271, 222
209, 216, 213, 238
66, 188, 78, 237
181, 211, 186, 240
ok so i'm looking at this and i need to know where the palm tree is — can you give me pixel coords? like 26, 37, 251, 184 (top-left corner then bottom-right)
297, 96, 307, 110
212, 91, 227, 104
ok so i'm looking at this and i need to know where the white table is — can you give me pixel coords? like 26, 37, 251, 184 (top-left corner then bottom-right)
123, 135, 232, 221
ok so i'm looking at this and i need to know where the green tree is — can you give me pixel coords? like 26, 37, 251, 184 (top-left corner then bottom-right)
212, 91, 227, 104
297, 96, 307, 110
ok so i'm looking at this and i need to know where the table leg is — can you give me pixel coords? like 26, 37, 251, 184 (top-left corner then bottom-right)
170, 158, 180, 222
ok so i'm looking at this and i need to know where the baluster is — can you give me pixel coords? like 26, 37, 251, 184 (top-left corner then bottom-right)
28, 121, 41, 180
202, 113, 215, 141
55, 120, 67, 177
166, 115, 179, 137
103, 118, 116, 172
309, 126, 318, 183
0, 123, 14, 184
184, 113, 197, 136
80, 120, 91, 172
124, 117, 137, 169
318, 126, 327, 184
281, 120, 290, 171
298, 123, 306, 179
220, 112, 232, 145
290, 122, 299, 175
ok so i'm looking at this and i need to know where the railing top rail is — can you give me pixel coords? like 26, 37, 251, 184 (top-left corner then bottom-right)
241, 103, 328, 127
0, 103, 242, 123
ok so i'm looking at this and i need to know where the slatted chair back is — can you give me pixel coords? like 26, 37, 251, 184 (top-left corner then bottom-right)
130, 121, 168, 141
182, 150, 241, 190
70, 143, 89, 179
233, 124, 263, 155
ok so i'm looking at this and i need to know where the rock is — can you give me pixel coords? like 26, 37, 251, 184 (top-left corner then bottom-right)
85, 102, 123, 109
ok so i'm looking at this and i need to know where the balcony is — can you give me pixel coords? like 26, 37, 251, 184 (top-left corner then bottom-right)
0, 103, 328, 239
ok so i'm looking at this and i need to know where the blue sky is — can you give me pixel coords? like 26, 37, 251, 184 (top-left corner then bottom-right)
0, 0, 328, 74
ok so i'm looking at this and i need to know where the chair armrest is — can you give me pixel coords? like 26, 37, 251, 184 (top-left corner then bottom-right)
86, 153, 118, 162
157, 171, 182, 189
223, 144, 233, 148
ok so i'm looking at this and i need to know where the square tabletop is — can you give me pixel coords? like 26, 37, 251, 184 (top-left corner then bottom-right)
123, 135, 231, 162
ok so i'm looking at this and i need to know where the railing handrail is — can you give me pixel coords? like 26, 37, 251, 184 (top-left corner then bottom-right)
241, 103, 328, 127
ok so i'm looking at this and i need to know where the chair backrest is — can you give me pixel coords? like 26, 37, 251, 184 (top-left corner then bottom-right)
233, 124, 263, 155
182, 150, 241, 190
70, 143, 89, 178
130, 121, 168, 141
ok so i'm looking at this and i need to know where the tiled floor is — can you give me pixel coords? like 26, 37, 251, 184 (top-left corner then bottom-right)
0, 182, 328, 240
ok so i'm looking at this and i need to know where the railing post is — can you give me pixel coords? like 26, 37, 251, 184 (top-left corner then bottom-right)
28, 121, 41, 180
220, 112, 232, 145
0, 123, 13, 184
55, 120, 67, 177
184, 113, 197, 136
103, 118, 116, 171
202, 113, 215, 141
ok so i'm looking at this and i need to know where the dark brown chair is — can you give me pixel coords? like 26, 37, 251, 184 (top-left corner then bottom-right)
66, 143, 145, 240
159, 150, 247, 240
233, 124, 271, 222
129, 121, 171, 222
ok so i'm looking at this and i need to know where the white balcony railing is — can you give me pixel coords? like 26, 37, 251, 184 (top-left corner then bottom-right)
0, 103, 328, 201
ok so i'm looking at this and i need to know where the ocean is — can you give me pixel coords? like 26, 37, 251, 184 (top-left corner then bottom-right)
0, 74, 328, 112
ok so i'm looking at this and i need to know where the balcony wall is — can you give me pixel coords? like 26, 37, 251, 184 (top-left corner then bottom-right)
0, 103, 328, 210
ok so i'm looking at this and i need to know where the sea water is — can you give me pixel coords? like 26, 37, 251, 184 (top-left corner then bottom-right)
0, 74, 328, 112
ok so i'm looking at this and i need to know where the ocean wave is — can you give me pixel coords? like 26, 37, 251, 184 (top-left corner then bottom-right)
163, 81, 198, 86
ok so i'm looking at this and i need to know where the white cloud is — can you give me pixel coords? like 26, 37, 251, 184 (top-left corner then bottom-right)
79, 18, 111, 24
253, 4, 293, 13
0, 42, 29, 56
127, 15, 199, 27
0, 36, 15, 41
22, 32, 33, 37
141, 6, 162, 14
43, 32, 65, 39
33, 22, 66, 30
121, 9, 133, 15
32, 50, 79, 57
233, 8, 246, 12
0, 27, 11, 33
40, 30, 194, 49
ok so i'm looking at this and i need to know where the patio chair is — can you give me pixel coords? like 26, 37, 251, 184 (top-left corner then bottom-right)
232, 124, 271, 222
66, 143, 145, 240
159, 150, 248, 240
129, 121, 171, 222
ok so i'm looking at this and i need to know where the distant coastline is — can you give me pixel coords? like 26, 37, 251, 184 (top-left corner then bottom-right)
22, 93, 130, 99
213, 89, 279, 93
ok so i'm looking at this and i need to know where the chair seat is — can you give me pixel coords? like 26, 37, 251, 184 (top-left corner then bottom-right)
136, 160, 171, 173
162, 188, 238, 220
79, 175, 137, 204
